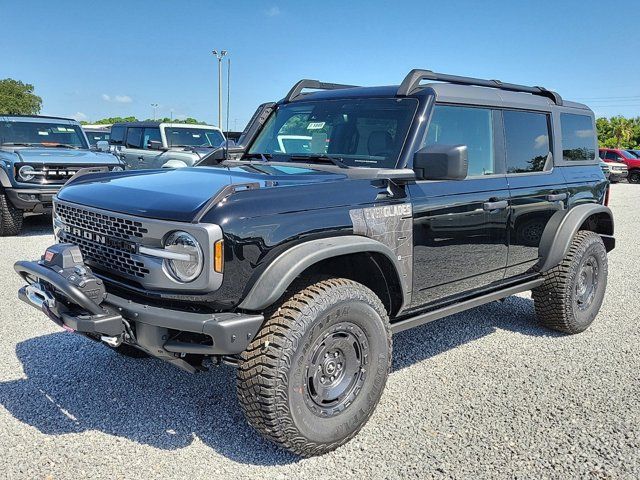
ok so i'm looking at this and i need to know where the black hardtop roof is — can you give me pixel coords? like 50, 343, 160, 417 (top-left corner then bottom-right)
281, 69, 590, 112
111, 121, 162, 128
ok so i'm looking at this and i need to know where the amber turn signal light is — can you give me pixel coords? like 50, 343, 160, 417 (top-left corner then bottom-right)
214, 239, 224, 273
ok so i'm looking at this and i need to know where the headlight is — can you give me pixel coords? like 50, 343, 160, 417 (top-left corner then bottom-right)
18, 165, 36, 181
111, 165, 125, 172
163, 231, 203, 282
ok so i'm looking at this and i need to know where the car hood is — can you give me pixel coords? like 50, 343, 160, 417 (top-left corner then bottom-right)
11, 147, 119, 165
57, 164, 350, 222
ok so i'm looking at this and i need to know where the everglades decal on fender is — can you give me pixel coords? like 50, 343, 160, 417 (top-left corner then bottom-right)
349, 203, 413, 303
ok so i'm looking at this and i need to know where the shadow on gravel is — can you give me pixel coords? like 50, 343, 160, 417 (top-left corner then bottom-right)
0, 296, 560, 465
19, 214, 53, 237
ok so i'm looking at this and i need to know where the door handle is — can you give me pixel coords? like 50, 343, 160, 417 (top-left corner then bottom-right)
483, 200, 508, 211
546, 192, 567, 201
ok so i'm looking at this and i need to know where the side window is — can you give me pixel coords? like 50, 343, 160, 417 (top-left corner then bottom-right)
142, 127, 162, 149
605, 151, 620, 161
503, 110, 551, 174
560, 114, 596, 161
109, 125, 125, 145
424, 105, 495, 176
125, 127, 143, 149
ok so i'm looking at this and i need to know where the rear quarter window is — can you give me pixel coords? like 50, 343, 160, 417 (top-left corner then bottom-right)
560, 114, 596, 162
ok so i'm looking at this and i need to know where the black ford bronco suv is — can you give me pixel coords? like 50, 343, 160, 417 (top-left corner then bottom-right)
15, 70, 614, 456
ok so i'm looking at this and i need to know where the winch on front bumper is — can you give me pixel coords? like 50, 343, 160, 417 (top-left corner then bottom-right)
15, 243, 264, 373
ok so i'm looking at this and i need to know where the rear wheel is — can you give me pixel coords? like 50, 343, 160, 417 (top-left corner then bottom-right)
533, 231, 608, 334
237, 278, 392, 456
0, 192, 23, 236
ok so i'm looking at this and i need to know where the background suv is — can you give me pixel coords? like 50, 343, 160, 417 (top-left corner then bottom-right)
0, 115, 124, 235
600, 148, 640, 183
108, 121, 225, 169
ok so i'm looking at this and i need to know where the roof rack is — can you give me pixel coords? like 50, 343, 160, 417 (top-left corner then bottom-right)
397, 69, 563, 106
284, 79, 359, 103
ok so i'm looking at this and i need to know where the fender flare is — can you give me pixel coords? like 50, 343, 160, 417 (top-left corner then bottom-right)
0, 166, 13, 188
238, 236, 406, 311
161, 159, 189, 169
537, 204, 614, 272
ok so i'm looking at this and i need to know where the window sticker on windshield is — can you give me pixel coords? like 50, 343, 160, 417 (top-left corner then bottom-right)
307, 122, 325, 130
192, 134, 201, 138
38, 131, 49, 136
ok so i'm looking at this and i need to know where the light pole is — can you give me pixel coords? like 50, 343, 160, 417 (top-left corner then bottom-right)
212, 49, 228, 128
150, 103, 158, 121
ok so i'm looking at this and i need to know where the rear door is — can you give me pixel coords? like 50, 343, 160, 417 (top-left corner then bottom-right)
409, 104, 509, 307
503, 109, 567, 277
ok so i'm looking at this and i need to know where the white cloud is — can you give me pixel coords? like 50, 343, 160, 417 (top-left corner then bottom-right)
102, 93, 133, 103
575, 129, 593, 138
534, 134, 548, 149
266, 5, 280, 16
73, 112, 87, 121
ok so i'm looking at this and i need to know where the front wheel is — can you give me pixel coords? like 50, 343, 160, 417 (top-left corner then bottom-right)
237, 278, 392, 456
628, 171, 640, 184
0, 192, 23, 236
533, 231, 608, 334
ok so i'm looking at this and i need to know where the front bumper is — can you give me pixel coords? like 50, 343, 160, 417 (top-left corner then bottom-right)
609, 170, 628, 181
5, 188, 59, 212
15, 258, 263, 371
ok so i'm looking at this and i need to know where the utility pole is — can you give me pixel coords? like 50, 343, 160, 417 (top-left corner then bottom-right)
212, 49, 228, 128
150, 103, 158, 120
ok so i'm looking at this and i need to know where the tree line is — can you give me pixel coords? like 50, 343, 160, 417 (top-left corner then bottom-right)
1, 77, 639, 146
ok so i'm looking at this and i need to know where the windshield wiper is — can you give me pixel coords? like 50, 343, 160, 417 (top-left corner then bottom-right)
288, 155, 349, 169
242, 153, 272, 162
1, 142, 37, 147
51, 144, 80, 149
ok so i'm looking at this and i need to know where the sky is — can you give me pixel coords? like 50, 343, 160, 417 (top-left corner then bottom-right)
1, 0, 639, 129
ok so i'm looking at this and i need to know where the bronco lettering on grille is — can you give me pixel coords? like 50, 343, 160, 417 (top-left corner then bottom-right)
62, 225, 137, 253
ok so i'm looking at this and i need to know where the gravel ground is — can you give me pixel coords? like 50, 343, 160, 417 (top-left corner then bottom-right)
1, 184, 639, 479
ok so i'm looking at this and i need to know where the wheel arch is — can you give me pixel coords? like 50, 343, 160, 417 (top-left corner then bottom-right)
538, 204, 614, 272
238, 236, 407, 316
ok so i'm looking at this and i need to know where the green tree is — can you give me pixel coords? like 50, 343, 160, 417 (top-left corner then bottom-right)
0, 78, 42, 115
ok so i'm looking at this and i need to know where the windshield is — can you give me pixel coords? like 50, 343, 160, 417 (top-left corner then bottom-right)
625, 150, 640, 159
248, 98, 419, 168
164, 127, 224, 148
84, 131, 110, 146
0, 121, 88, 148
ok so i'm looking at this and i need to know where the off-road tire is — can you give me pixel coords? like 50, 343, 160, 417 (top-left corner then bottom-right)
533, 230, 608, 334
237, 278, 392, 456
0, 192, 23, 236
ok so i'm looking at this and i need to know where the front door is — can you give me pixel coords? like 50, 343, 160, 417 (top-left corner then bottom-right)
409, 104, 509, 308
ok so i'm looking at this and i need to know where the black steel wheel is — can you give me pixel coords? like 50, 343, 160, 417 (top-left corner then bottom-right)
237, 278, 391, 456
533, 230, 608, 334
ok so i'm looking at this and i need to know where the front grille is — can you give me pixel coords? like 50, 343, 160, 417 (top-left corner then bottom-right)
17, 163, 112, 184
55, 202, 150, 278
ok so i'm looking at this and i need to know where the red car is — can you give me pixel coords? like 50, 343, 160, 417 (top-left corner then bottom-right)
600, 148, 640, 183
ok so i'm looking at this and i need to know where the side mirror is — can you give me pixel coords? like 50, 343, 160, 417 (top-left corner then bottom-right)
148, 140, 165, 151
413, 144, 468, 180
96, 140, 109, 152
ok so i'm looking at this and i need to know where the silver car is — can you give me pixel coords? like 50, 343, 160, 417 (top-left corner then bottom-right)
108, 122, 225, 169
